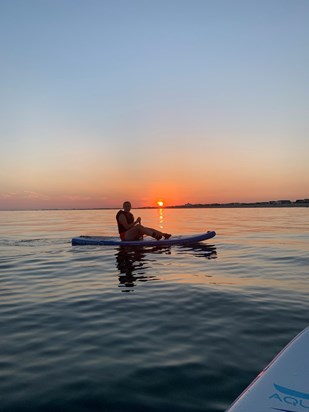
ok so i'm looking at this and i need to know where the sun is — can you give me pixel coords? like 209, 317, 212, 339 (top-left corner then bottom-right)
157, 200, 164, 207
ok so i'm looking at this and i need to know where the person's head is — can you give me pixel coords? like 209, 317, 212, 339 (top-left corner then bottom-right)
123, 201, 131, 212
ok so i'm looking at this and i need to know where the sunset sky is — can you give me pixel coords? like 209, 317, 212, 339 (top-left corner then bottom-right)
1, 0, 308, 210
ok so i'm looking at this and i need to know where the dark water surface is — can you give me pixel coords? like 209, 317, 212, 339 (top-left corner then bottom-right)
0, 208, 308, 411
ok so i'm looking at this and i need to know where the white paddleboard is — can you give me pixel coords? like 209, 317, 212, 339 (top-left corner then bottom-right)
226, 326, 309, 412
72, 230, 216, 246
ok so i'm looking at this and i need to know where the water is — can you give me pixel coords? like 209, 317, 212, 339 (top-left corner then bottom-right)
0, 208, 308, 411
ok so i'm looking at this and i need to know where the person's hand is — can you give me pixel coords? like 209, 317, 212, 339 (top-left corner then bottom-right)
136, 217, 141, 224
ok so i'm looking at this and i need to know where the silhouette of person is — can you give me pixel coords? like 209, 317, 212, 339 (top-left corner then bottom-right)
116, 201, 171, 241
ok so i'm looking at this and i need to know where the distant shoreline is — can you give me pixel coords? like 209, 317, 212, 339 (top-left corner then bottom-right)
164, 200, 309, 209
1, 200, 308, 211
164, 202, 309, 209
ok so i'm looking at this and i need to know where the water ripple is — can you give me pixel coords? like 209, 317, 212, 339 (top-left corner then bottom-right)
0, 209, 308, 411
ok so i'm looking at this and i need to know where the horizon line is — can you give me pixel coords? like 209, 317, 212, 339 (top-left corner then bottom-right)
1, 198, 308, 212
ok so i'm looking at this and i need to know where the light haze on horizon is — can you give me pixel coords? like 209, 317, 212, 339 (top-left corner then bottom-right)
0, 0, 308, 210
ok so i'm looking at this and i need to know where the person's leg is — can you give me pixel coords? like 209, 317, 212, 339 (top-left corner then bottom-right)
125, 224, 171, 241
124, 226, 142, 241
140, 225, 171, 240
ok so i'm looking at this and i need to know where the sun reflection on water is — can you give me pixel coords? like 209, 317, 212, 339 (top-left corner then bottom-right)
158, 208, 164, 229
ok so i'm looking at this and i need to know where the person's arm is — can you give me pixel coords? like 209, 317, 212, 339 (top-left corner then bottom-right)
118, 214, 141, 230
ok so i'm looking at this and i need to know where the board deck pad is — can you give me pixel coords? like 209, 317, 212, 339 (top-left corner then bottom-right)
72, 230, 216, 246
226, 327, 309, 412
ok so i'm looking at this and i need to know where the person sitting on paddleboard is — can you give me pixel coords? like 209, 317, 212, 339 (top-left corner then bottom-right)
116, 201, 171, 241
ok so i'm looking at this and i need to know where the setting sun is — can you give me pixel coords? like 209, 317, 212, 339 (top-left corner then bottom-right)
157, 200, 164, 207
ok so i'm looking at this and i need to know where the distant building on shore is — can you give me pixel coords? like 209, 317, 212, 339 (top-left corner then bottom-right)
270, 200, 292, 205
296, 199, 309, 204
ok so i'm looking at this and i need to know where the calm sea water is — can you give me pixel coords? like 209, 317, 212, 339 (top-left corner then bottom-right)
0, 208, 308, 412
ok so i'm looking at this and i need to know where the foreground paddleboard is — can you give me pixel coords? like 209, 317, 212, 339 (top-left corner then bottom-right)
72, 230, 216, 246
226, 326, 309, 412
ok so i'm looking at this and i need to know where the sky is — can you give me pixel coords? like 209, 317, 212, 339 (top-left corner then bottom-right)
0, 0, 308, 210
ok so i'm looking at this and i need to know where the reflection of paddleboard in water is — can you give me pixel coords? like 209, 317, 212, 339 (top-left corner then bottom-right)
72, 230, 216, 246
226, 327, 309, 412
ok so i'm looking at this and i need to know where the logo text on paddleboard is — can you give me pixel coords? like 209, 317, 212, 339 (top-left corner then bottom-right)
270, 384, 309, 410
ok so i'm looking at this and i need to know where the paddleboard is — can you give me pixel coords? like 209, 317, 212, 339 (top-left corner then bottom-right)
72, 230, 216, 246
226, 326, 309, 412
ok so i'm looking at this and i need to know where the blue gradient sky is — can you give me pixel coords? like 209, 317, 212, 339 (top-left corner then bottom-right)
0, 0, 308, 209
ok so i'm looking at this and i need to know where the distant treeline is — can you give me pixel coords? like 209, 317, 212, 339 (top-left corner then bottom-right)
165, 199, 309, 209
